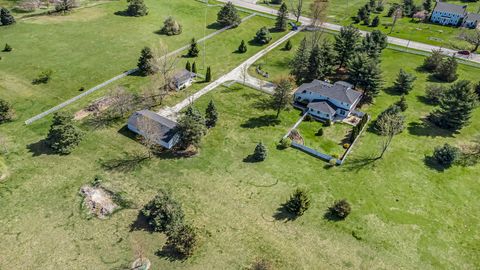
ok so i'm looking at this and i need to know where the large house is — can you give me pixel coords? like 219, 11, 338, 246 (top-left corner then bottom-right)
293, 80, 362, 122
127, 110, 180, 149
430, 1, 480, 29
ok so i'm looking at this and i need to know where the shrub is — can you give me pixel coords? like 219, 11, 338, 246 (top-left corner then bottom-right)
217, 1, 241, 27
254, 27, 272, 45
285, 189, 310, 217
278, 137, 291, 149
3, 43, 12, 52
316, 128, 323, 136
425, 84, 446, 105
141, 189, 185, 232
0, 7, 16, 25
343, 143, 350, 149
205, 66, 212, 82
55, 0, 77, 13
165, 223, 198, 258
284, 40, 292, 51
396, 95, 408, 111
434, 55, 458, 82
161, 17, 182, 36
304, 114, 312, 121
371, 16, 380, 27
126, 0, 148, 16
329, 199, 351, 219
328, 158, 337, 167
187, 38, 199, 57
423, 49, 444, 71
46, 112, 84, 154
433, 143, 460, 168
238, 40, 247, 53
32, 70, 52, 84
0, 99, 15, 123
253, 142, 267, 161
324, 119, 332, 127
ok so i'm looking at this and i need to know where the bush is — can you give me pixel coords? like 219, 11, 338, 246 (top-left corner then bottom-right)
304, 114, 312, 121
238, 40, 247, 53
423, 49, 444, 71
433, 143, 460, 168
278, 138, 291, 149
126, 0, 148, 16
329, 199, 351, 219
284, 40, 292, 51
0, 7, 16, 25
285, 189, 310, 217
0, 99, 15, 123
425, 84, 446, 105
161, 17, 182, 36
165, 223, 198, 258
343, 143, 350, 149
324, 119, 332, 127
253, 142, 267, 161
55, 0, 77, 13
141, 189, 185, 232
3, 43, 12, 52
328, 158, 337, 167
46, 112, 84, 154
32, 70, 52, 84
254, 27, 272, 45
316, 128, 323, 136
137, 47, 156, 76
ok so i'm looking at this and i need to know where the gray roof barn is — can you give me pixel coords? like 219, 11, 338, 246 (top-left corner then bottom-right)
433, 2, 467, 15
295, 80, 362, 104
307, 101, 336, 115
127, 110, 180, 149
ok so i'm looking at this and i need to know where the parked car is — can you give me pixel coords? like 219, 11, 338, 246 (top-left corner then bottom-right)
457, 50, 471, 56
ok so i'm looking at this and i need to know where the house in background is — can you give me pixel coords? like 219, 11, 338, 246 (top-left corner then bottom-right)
430, 2, 467, 26
171, 69, 196, 91
127, 110, 180, 149
293, 80, 363, 122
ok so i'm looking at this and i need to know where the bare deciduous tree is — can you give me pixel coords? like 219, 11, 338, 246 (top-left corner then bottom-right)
149, 43, 179, 105
309, 0, 328, 29
137, 116, 161, 158
376, 112, 405, 159
389, 7, 403, 34
459, 29, 480, 53
289, 0, 303, 23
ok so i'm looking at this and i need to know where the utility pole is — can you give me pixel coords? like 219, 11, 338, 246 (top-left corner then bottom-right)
203, 0, 208, 71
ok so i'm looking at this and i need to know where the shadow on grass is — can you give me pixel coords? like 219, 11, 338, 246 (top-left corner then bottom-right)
383, 85, 402, 96
129, 211, 154, 232
343, 154, 379, 172
416, 95, 436, 105
155, 245, 187, 262
323, 210, 345, 222
26, 139, 56, 157
248, 39, 268, 47
424, 156, 447, 172
207, 22, 223, 30
243, 154, 261, 163
273, 203, 297, 222
241, 115, 280, 129
113, 10, 131, 17
407, 119, 455, 138
252, 97, 273, 111
100, 152, 149, 172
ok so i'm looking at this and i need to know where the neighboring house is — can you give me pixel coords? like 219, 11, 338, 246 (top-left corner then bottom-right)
463, 12, 480, 28
293, 80, 362, 121
171, 69, 196, 90
127, 110, 180, 149
430, 2, 467, 26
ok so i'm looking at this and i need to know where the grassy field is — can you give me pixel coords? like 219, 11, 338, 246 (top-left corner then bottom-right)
260, 0, 480, 50
296, 119, 351, 157
1, 0, 480, 269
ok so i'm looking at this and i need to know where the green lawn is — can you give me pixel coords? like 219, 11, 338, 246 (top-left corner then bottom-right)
1, 1, 480, 269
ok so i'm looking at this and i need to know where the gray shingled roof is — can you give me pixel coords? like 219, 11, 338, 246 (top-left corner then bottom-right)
465, 12, 480, 22
173, 69, 196, 85
127, 110, 178, 143
307, 101, 336, 115
433, 2, 467, 15
295, 80, 362, 104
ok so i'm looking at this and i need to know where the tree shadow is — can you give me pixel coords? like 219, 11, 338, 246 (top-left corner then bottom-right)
272, 203, 297, 222
240, 115, 280, 129
207, 22, 223, 30
252, 97, 273, 111
241, 92, 263, 101
26, 139, 56, 157
155, 244, 187, 262
323, 209, 345, 222
113, 10, 130, 17
383, 85, 402, 96
343, 154, 379, 172
248, 39, 266, 47
129, 211, 154, 232
407, 119, 455, 138
100, 152, 149, 172
243, 154, 262, 163
84, 114, 124, 130
416, 95, 435, 105
424, 156, 447, 172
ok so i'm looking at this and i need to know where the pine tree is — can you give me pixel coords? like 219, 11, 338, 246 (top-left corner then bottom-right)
185, 61, 191, 72
423, 49, 444, 71
423, 0, 432, 12
238, 40, 247, 53
46, 112, 84, 154
137, 47, 156, 76
141, 189, 185, 233
335, 26, 361, 68
0, 8, 15, 25
191, 62, 197, 74
319, 40, 336, 76
396, 95, 408, 111
393, 69, 416, 94
275, 3, 289, 31
187, 38, 199, 57
435, 55, 458, 82
289, 37, 309, 84
362, 30, 387, 58
371, 16, 380, 27
347, 53, 382, 101
185, 106, 204, 123
177, 108, 207, 149
307, 44, 323, 82
254, 27, 272, 45
328, 199, 351, 219
205, 66, 212, 82
205, 100, 218, 128
433, 143, 460, 168
284, 40, 292, 51
126, 0, 148, 17
285, 189, 310, 217
253, 142, 267, 161
430, 80, 478, 131
3, 43, 12, 52
217, 1, 241, 27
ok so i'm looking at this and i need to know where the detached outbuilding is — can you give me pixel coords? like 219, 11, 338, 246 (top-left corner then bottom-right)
171, 69, 196, 90
127, 110, 180, 149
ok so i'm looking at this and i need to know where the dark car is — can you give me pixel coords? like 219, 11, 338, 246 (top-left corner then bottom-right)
457, 50, 471, 56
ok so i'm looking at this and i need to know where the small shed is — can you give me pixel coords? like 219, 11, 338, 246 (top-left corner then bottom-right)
172, 69, 196, 90
127, 110, 180, 149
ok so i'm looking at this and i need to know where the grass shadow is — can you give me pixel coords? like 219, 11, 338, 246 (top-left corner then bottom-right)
100, 151, 149, 172
416, 95, 436, 105
424, 156, 447, 172
248, 39, 267, 47
207, 22, 223, 30
407, 119, 455, 138
323, 210, 345, 222
272, 203, 297, 222
343, 154, 379, 172
129, 211, 154, 232
240, 115, 280, 129
26, 139, 56, 157
383, 85, 402, 96
252, 97, 273, 111
113, 10, 131, 17
155, 245, 187, 262
243, 154, 261, 163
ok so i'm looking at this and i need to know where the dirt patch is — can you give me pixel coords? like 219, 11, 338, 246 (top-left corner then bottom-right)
0, 158, 8, 181
131, 257, 150, 270
74, 96, 113, 120
79, 185, 118, 219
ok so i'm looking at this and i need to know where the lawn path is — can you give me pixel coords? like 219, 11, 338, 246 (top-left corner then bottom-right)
158, 27, 302, 119
23, 13, 257, 125
218, 0, 480, 64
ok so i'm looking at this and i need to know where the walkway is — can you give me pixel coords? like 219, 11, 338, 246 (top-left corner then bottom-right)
217, 0, 480, 64
24, 13, 257, 125
158, 28, 302, 120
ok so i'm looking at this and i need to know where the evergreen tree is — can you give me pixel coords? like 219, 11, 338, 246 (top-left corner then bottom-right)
185, 61, 191, 72
433, 143, 460, 168
238, 40, 247, 53
191, 62, 197, 74
275, 2, 289, 31
289, 37, 309, 84
328, 199, 351, 219
217, 1, 241, 27
137, 47, 156, 76
3, 43, 12, 52
423, 49, 444, 71
285, 189, 310, 217
362, 30, 387, 58
165, 223, 198, 258
393, 69, 416, 94
205, 100, 218, 128
187, 38, 199, 57
423, 0, 432, 12
435, 55, 458, 82
284, 40, 292, 51
371, 16, 380, 27
347, 53, 382, 101
396, 95, 408, 111
254, 27, 272, 44
177, 107, 207, 148
430, 80, 478, 131
319, 40, 336, 76
0, 99, 15, 123
126, 0, 148, 17
0, 7, 15, 25
141, 189, 185, 232
46, 112, 84, 154
403, 0, 414, 16
185, 106, 204, 123
307, 44, 324, 82
253, 142, 267, 161
205, 66, 212, 82
161, 17, 182, 36
475, 81, 480, 100
334, 26, 361, 68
